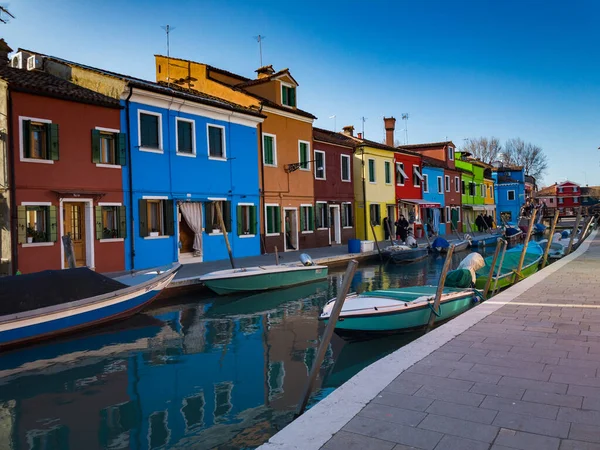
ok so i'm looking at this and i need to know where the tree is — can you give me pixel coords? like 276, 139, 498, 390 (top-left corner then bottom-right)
503, 138, 548, 179
461, 137, 502, 164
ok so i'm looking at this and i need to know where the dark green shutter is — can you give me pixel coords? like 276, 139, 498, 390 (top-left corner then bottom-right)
300, 207, 305, 231
236, 205, 243, 236
95, 206, 103, 240
282, 87, 288, 105
264, 136, 273, 164
117, 133, 127, 166
17, 206, 26, 244
118, 206, 127, 238
91, 129, 101, 163
48, 206, 57, 242
22, 120, 31, 158
208, 126, 223, 157
289, 87, 296, 106
178, 120, 192, 153
275, 206, 281, 233
138, 199, 148, 237
164, 200, 175, 236
48, 123, 59, 161
140, 114, 159, 148
205, 203, 213, 233
223, 201, 231, 232
309, 207, 314, 231
369, 160, 375, 182
250, 206, 256, 235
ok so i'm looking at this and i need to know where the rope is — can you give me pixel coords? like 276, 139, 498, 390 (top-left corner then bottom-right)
428, 301, 442, 317
472, 289, 485, 303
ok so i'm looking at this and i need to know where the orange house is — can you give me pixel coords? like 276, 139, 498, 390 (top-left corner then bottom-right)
154, 57, 317, 253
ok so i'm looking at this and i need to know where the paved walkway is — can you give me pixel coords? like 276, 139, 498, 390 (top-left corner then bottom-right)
260, 231, 600, 450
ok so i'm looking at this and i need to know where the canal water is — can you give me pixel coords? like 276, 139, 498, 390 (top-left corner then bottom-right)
0, 250, 485, 450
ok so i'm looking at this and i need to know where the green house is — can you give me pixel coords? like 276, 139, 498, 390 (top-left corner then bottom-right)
455, 152, 493, 232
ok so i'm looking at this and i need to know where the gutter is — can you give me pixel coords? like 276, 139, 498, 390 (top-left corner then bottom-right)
258, 106, 266, 254
7, 88, 16, 274
125, 86, 135, 270
361, 146, 367, 240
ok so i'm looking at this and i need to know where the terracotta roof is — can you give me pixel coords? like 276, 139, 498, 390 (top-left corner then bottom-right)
581, 186, 600, 198
236, 68, 298, 88
154, 55, 251, 83
0, 64, 120, 108
355, 138, 421, 157
536, 185, 557, 197
421, 155, 446, 169
313, 128, 356, 148
397, 141, 455, 150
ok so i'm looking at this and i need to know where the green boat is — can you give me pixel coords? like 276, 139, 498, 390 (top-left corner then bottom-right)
474, 241, 543, 290
319, 286, 481, 333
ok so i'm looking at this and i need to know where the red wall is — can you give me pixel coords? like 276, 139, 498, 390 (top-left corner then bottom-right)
414, 146, 456, 170
394, 152, 422, 201
444, 168, 462, 206
12, 91, 124, 274
557, 183, 580, 208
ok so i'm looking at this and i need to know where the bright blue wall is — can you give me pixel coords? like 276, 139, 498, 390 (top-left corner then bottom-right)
493, 171, 525, 223
422, 166, 446, 235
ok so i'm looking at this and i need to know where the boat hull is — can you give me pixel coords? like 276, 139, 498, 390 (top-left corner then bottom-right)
475, 256, 540, 290
438, 240, 470, 253
388, 247, 429, 264
472, 235, 501, 247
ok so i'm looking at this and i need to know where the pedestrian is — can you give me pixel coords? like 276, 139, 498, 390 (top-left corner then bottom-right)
475, 214, 485, 232
484, 213, 494, 230
396, 214, 409, 243
383, 216, 390, 240
285, 215, 296, 250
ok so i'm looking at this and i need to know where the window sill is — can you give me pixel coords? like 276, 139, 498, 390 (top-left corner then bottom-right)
341, 179, 352, 183
176, 151, 196, 158
139, 147, 164, 154
208, 156, 227, 161
264, 163, 278, 168
316, 227, 329, 231
342, 226, 353, 229
266, 232, 280, 237
20, 158, 54, 165
369, 181, 377, 184
100, 238, 124, 243
301, 230, 314, 234
238, 234, 256, 239
22, 242, 54, 247
96, 163, 122, 169
397, 183, 405, 186
315, 177, 326, 181
299, 168, 311, 172
208, 231, 226, 235
144, 235, 169, 240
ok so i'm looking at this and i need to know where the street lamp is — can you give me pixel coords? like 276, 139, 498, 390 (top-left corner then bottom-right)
285, 160, 324, 173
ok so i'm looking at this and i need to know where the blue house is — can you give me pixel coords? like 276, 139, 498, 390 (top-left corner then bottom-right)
421, 158, 446, 235
493, 165, 525, 225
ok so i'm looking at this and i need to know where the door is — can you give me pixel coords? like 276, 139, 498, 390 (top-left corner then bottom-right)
284, 208, 298, 251
63, 202, 86, 267
329, 205, 341, 245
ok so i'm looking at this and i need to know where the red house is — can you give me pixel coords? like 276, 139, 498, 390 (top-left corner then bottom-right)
1, 64, 125, 274
312, 128, 356, 246
556, 180, 581, 214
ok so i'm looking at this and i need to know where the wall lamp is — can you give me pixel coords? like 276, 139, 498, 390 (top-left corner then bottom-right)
284, 160, 323, 173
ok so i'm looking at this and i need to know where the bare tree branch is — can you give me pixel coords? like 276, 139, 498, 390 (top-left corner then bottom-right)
460, 137, 502, 164
503, 138, 548, 180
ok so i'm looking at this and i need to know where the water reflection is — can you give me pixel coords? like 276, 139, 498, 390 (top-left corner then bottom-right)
0, 253, 479, 450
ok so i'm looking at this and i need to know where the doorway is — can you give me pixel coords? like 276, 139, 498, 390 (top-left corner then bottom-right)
329, 205, 341, 245
178, 202, 203, 263
283, 208, 298, 251
63, 202, 87, 267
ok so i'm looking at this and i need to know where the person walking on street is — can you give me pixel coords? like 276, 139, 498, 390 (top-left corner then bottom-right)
475, 214, 485, 232
396, 214, 409, 243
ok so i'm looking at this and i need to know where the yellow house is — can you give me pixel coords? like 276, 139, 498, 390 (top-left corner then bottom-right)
348, 129, 397, 242
484, 178, 496, 221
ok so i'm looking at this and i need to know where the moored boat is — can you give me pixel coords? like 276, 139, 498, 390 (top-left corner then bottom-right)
504, 226, 524, 245
431, 237, 471, 253
471, 234, 502, 247
0, 263, 180, 349
538, 239, 565, 260
383, 245, 429, 264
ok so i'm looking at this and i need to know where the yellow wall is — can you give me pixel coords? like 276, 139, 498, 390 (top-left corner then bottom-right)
484, 179, 495, 205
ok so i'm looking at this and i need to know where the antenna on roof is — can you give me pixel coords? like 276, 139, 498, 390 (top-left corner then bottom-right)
0, 6, 15, 24
401, 113, 409, 144
160, 25, 176, 87
254, 35, 266, 67
361, 116, 367, 138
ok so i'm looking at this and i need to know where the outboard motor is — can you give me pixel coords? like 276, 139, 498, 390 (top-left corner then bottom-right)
300, 253, 315, 266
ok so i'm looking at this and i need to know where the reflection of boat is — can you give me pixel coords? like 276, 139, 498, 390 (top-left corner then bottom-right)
475, 241, 543, 290
0, 263, 180, 349
471, 234, 502, 247
205, 281, 329, 318
319, 286, 480, 333
383, 245, 429, 264
431, 237, 470, 253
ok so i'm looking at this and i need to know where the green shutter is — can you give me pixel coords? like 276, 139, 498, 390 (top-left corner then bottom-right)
275, 206, 281, 233
22, 120, 31, 159
95, 206, 103, 240
385, 162, 391, 184
140, 114, 159, 148
117, 133, 127, 166
369, 160, 375, 182
48, 123, 59, 161
48, 206, 57, 242
208, 126, 223, 157
91, 129, 101, 163
309, 206, 314, 231
300, 207, 305, 231
289, 87, 296, 107
224, 201, 231, 232
138, 199, 148, 237
118, 206, 127, 239
164, 200, 175, 236
17, 206, 26, 244
282, 86, 288, 105
204, 203, 213, 233
263, 136, 273, 165
236, 205, 243, 236
250, 206, 257, 235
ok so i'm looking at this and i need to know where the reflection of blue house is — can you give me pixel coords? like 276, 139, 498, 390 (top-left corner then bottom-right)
493, 165, 525, 223
421, 159, 446, 235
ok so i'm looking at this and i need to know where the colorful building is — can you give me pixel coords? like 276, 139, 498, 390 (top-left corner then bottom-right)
312, 128, 356, 246
556, 180, 581, 215
420, 157, 445, 235
455, 152, 491, 232
493, 165, 525, 225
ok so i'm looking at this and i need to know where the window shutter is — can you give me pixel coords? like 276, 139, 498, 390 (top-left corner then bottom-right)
249, 206, 257, 235
22, 120, 31, 159
205, 203, 213, 233
17, 206, 26, 244
263, 136, 273, 164
300, 207, 305, 231
309, 206, 314, 230
236, 205, 243, 236
164, 200, 175, 236
48, 123, 59, 161
275, 206, 281, 233
91, 129, 101, 163
48, 206, 58, 242
118, 206, 127, 239
290, 88, 296, 106
224, 201, 232, 232
117, 133, 127, 166
282, 87, 288, 105
95, 206, 103, 240
138, 199, 148, 237
208, 126, 222, 157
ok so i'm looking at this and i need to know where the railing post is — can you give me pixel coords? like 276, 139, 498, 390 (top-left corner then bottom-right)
541, 209, 560, 269
566, 207, 583, 255
515, 209, 537, 280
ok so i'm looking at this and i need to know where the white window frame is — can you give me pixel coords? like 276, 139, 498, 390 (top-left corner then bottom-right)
298, 140, 311, 171
489, 186, 494, 199
437, 176, 443, 194
280, 81, 296, 108
448, 146, 454, 161
445, 206, 451, 224
558, 187, 564, 193
265, 203, 281, 236
18, 116, 55, 165
95, 126, 122, 169
207, 123, 226, 161
413, 165, 423, 187
507, 190, 516, 201
237, 202, 256, 238
422, 174, 429, 193
341, 154, 351, 182
175, 117, 196, 157
456, 206, 461, 223
98, 201, 125, 243
315, 201, 329, 230
368, 158, 376, 183
396, 162, 407, 186
314, 149, 326, 180
558, 197, 564, 204
384, 161, 392, 185
300, 203, 314, 234
262, 132, 278, 167
445, 175, 450, 193
342, 202, 353, 229
20, 201, 55, 247
138, 109, 163, 153
454, 176, 460, 192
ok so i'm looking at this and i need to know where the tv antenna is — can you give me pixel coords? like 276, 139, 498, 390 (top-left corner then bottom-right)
254, 35, 266, 67
401, 113, 409, 144
0, 6, 14, 24
360, 116, 367, 138
161, 25, 176, 87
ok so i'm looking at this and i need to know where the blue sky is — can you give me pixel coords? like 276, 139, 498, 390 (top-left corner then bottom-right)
3, 0, 599, 185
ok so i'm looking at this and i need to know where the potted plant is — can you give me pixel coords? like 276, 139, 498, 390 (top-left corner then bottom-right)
26, 226, 35, 243
149, 228, 159, 237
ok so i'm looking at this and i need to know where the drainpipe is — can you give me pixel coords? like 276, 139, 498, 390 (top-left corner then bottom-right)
258, 108, 266, 254
361, 146, 367, 240
125, 86, 135, 270
7, 88, 16, 274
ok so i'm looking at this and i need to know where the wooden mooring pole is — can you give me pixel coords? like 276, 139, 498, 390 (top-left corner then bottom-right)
214, 202, 235, 269
491, 240, 508, 297
426, 244, 455, 332
386, 219, 396, 246
483, 238, 504, 299
515, 209, 537, 280
370, 221, 383, 261
450, 220, 463, 241
541, 209, 560, 269
577, 215, 594, 250
62, 235, 76, 269
297, 260, 358, 416
566, 207, 583, 256
274, 246, 280, 265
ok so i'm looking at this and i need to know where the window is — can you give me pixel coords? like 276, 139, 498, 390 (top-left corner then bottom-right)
574, 186, 578, 192
489, 186, 494, 199
440, 207, 446, 223
18, 204, 57, 243
558, 187, 564, 193
448, 146, 454, 161
445, 206, 451, 224
469, 182, 476, 196
181, 393, 205, 430
445, 175, 450, 192
558, 197, 564, 204
139, 111, 161, 150
281, 84, 296, 107
384, 161, 392, 184
314, 150, 326, 180
95, 205, 126, 240
549, 198, 554, 204
413, 165, 422, 187
204, 201, 231, 234
237, 204, 257, 236
481, 184, 486, 197
300, 205, 314, 232
437, 176, 443, 194
422, 174, 429, 193
342, 203, 353, 227
268, 362, 285, 400
455, 176, 460, 192
341, 154, 351, 182
461, 180, 466, 194
138, 199, 174, 237
369, 203, 381, 226
316, 202, 329, 228
21, 118, 59, 161
368, 159, 376, 183
574, 196, 580, 203
176, 118, 194, 155
507, 190, 516, 201
92, 129, 126, 165
208, 125, 226, 159
298, 141, 310, 170
263, 134, 277, 166
265, 205, 281, 235
396, 162, 407, 185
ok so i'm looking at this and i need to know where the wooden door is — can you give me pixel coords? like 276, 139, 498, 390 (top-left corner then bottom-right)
64, 202, 86, 267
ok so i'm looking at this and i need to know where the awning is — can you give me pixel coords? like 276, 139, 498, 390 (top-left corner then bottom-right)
484, 205, 496, 211
463, 205, 486, 211
396, 163, 408, 179
52, 189, 106, 199
399, 199, 441, 208
413, 166, 424, 181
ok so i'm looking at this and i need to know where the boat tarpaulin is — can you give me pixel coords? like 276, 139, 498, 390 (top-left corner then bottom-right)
400, 199, 441, 208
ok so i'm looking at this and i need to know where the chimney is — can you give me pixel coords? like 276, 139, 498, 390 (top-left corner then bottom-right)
357, 132, 362, 139
342, 125, 354, 137
255, 64, 275, 79
0, 39, 12, 65
384, 116, 396, 147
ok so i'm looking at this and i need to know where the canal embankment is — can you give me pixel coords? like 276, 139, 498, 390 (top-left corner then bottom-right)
259, 229, 600, 450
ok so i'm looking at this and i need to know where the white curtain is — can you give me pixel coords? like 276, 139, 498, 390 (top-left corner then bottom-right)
433, 209, 441, 234
179, 202, 203, 255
